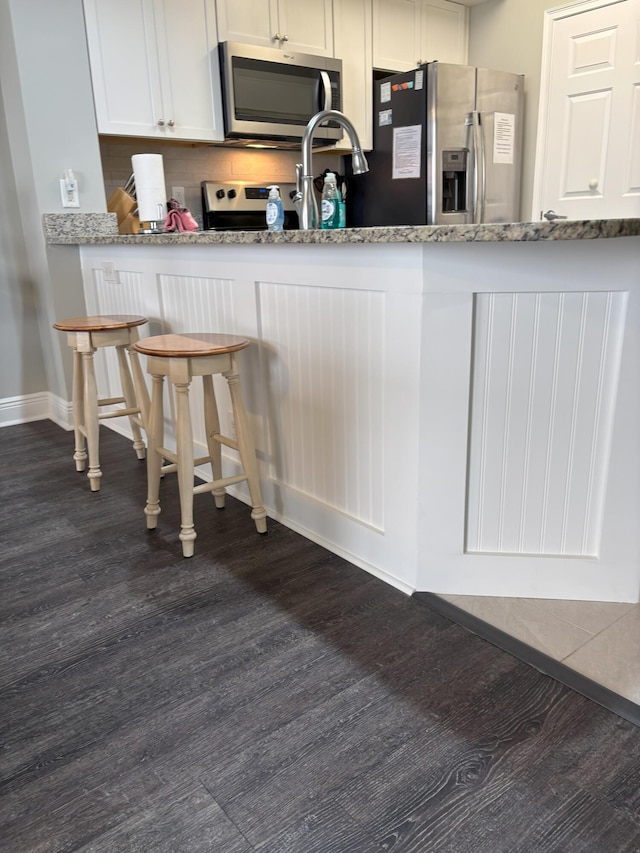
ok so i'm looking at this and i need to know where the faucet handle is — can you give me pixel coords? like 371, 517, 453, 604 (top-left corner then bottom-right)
295, 163, 303, 194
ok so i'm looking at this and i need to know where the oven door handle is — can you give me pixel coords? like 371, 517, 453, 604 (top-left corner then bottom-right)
318, 71, 332, 112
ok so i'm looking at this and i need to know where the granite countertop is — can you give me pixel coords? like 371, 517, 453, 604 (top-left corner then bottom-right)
43, 213, 640, 245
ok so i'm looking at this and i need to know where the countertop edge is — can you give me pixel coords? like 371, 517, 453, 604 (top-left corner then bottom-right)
42, 213, 640, 245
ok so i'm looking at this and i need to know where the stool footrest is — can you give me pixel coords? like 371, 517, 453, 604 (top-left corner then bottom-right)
99, 406, 142, 420
214, 434, 239, 452
193, 474, 248, 496
98, 396, 126, 406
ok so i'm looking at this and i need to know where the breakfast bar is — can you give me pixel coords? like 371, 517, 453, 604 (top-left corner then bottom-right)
45, 215, 640, 603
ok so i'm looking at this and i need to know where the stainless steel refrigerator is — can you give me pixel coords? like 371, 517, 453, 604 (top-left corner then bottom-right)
349, 62, 524, 227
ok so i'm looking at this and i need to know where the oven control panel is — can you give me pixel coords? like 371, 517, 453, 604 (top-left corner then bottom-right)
202, 181, 297, 213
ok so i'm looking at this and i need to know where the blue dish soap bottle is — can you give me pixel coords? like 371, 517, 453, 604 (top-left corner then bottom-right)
266, 185, 284, 231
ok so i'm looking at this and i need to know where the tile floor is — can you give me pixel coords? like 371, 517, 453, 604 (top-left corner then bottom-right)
437, 595, 640, 706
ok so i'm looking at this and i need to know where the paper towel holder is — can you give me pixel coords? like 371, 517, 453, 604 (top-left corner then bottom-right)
138, 203, 166, 234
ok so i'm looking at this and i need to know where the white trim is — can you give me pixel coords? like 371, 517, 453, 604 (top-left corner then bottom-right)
531, 0, 630, 220
0, 393, 51, 427
225, 484, 415, 597
48, 394, 73, 430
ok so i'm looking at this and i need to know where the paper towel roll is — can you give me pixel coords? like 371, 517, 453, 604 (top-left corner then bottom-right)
132, 154, 167, 223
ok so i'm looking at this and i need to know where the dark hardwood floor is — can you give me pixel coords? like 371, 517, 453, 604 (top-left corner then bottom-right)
2, 420, 640, 852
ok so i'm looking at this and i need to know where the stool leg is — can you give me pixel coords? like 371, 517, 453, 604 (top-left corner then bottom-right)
144, 374, 164, 530
82, 350, 102, 492
175, 381, 197, 557
225, 358, 267, 534
116, 344, 146, 460
71, 348, 87, 472
128, 346, 150, 435
202, 374, 226, 509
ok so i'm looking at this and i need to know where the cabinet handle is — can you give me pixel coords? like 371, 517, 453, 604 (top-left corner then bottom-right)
281, 34, 288, 42
157, 119, 165, 127
273, 32, 281, 41
168, 120, 175, 127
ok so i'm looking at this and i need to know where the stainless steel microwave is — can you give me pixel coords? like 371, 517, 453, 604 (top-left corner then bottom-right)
218, 41, 343, 146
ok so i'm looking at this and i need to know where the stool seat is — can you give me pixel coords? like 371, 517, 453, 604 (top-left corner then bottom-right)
132, 332, 267, 557
54, 313, 150, 490
53, 314, 147, 332
133, 332, 250, 358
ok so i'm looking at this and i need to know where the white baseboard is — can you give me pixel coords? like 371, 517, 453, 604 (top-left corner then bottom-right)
0, 392, 71, 428
48, 394, 73, 430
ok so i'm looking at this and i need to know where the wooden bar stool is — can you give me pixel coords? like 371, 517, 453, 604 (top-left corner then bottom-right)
132, 332, 267, 557
53, 314, 150, 491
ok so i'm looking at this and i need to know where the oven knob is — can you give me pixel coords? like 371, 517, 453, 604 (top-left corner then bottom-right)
215, 189, 225, 199
227, 189, 237, 199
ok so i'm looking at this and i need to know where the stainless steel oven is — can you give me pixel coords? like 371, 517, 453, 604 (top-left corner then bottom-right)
202, 181, 299, 231
218, 41, 343, 145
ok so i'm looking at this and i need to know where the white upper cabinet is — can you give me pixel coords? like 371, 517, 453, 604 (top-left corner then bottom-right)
333, 0, 373, 151
83, 0, 224, 142
216, 0, 334, 56
373, 0, 468, 72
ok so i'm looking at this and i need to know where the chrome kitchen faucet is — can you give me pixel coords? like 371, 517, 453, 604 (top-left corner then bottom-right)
300, 110, 369, 230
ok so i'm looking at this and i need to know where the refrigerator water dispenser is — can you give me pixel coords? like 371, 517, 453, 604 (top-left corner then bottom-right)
442, 150, 468, 213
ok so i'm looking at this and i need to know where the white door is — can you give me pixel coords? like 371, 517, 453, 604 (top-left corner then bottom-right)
533, 0, 640, 220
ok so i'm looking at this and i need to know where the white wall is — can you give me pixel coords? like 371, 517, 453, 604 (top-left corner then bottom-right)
468, 0, 560, 220
0, 0, 106, 401
0, 84, 46, 400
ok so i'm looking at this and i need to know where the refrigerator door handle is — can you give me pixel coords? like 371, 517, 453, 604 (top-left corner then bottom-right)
472, 110, 486, 225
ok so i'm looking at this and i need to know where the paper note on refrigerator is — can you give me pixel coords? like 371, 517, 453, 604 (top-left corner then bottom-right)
392, 125, 422, 179
493, 112, 515, 165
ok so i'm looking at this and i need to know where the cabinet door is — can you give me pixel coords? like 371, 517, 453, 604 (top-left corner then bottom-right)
333, 0, 373, 151
216, 0, 279, 48
84, 0, 223, 141
276, 0, 334, 55
154, 0, 223, 142
373, 0, 421, 72
83, 0, 165, 137
420, 0, 468, 65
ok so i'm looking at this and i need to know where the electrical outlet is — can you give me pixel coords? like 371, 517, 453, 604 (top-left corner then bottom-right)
60, 177, 79, 208
171, 186, 186, 207
102, 261, 117, 283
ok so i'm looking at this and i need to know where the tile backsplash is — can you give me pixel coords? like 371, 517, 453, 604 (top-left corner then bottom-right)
99, 137, 341, 225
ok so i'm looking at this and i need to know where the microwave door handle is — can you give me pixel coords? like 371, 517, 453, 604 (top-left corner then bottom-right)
318, 71, 331, 112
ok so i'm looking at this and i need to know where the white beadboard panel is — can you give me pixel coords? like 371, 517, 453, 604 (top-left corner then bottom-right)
466, 290, 628, 557
259, 281, 385, 531
157, 273, 249, 459
158, 273, 239, 335
86, 268, 153, 408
